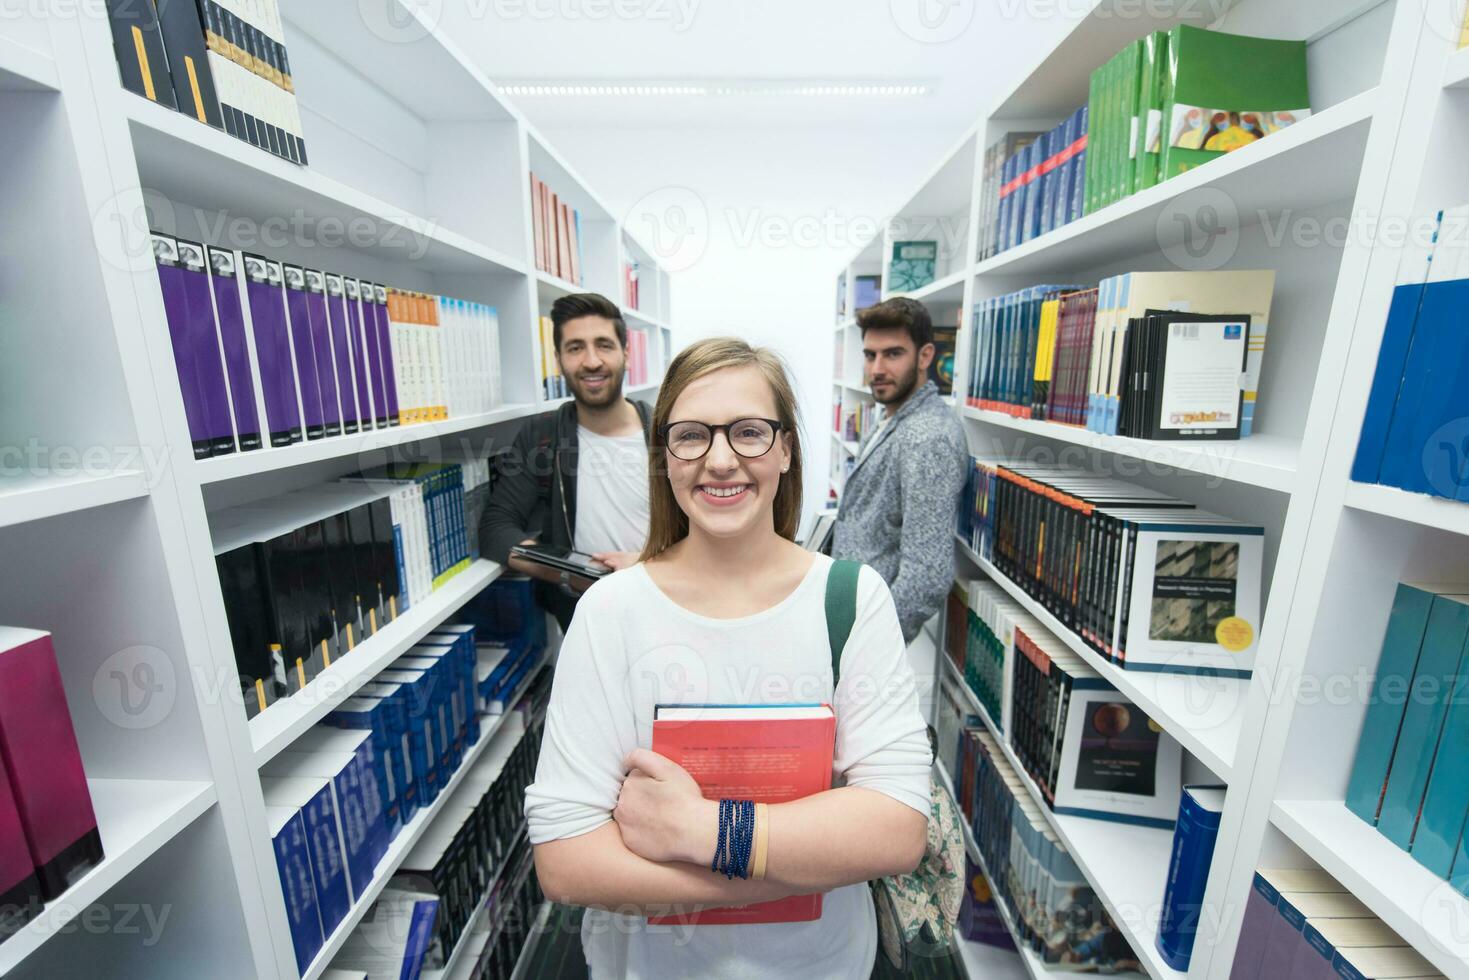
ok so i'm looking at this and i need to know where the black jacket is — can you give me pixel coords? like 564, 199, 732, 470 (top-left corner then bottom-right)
478, 399, 655, 628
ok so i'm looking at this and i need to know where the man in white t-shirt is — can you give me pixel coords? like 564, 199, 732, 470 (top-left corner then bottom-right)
480, 293, 653, 629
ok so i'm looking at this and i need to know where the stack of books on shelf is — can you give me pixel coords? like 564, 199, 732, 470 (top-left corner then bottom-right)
1085, 27, 1308, 215
839, 402, 878, 445
453, 840, 542, 980
0, 629, 105, 940
623, 259, 640, 311
395, 715, 539, 971
535, 316, 568, 399
1345, 582, 1469, 897
103, 0, 308, 163
151, 233, 504, 460
967, 270, 1275, 439
945, 576, 1034, 733
946, 725, 1144, 974
530, 173, 583, 285
986, 108, 1088, 256
961, 458, 1265, 676
978, 131, 1040, 262
1353, 206, 1469, 500
1228, 867, 1444, 979
210, 464, 481, 719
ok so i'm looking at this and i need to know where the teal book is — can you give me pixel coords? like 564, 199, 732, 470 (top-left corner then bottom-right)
1160, 26, 1309, 181
889, 241, 937, 293
1345, 583, 1456, 824
1411, 662, 1469, 876
1377, 592, 1469, 848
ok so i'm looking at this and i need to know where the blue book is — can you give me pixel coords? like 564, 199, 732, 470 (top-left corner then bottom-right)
1264, 891, 1369, 980
262, 777, 351, 938
267, 806, 323, 976
1411, 661, 1469, 876
1345, 583, 1445, 823
1022, 139, 1044, 243
1377, 592, 1469, 848
1376, 207, 1463, 490
1070, 106, 1089, 224
1157, 785, 1225, 971
1452, 818, 1469, 898
267, 751, 379, 903
997, 153, 1020, 254
1038, 127, 1059, 237
1228, 869, 1342, 979
1053, 113, 1077, 232
296, 726, 399, 846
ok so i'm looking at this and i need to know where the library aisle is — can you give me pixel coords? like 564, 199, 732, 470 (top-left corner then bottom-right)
7, 0, 1469, 978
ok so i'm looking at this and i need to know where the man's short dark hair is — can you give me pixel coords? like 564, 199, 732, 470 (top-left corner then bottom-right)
857, 296, 934, 351
551, 293, 627, 351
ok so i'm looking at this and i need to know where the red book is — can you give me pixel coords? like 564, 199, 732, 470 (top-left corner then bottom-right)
0, 628, 103, 900
648, 704, 835, 926
530, 174, 545, 273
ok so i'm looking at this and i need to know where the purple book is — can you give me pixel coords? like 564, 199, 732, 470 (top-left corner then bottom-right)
242, 253, 303, 447
281, 265, 326, 441
371, 283, 401, 426
343, 278, 377, 429
176, 240, 237, 456
324, 274, 361, 434
304, 270, 343, 437
205, 247, 262, 452
0, 748, 41, 938
0, 628, 104, 900
152, 233, 216, 459
357, 281, 390, 429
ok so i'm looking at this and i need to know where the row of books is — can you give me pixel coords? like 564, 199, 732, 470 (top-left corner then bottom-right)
0, 629, 104, 940
945, 577, 1184, 828
1086, 27, 1308, 215
838, 401, 878, 446
105, 0, 307, 164
454, 840, 542, 980
982, 109, 1087, 257
944, 721, 1143, 974
152, 233, 503, 460
623, 260, 640, 311
211, 465, 477, 718
961, 457, 1265, 676
535, 316, 568, 400
967, 270, 1275, 439
530, 173, 584, 285
263, 727, 391, 973
1346, 581, 1469, 894
1353, 206, 1469, 499
399, 714, 539, 970
1230, 867, 1441, 979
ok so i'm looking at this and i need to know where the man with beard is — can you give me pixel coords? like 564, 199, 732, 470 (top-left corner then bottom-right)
831, 296, 968, 643
480, 293, 653, 630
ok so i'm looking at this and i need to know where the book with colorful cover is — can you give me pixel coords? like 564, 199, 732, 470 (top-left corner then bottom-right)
647, 703, 835, 925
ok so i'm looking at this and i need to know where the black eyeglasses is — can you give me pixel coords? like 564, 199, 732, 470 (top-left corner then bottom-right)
659, 418, 783, 461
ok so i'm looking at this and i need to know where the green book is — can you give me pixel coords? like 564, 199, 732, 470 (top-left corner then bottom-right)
1159, 25, 1310, 180
1101, 48, 1120, 209
1152, 30, 1174, 190
1085, 64, 1102, 214
889, 240, 937, 293
1118, 39, 1142, 202
1135, 31, 1169, 192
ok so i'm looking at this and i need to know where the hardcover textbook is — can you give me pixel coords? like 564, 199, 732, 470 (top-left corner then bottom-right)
648, 703, 836, 925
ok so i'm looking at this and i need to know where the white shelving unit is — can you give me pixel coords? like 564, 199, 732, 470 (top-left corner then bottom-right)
834, 2, 1469, 978
0, 3, 670, 977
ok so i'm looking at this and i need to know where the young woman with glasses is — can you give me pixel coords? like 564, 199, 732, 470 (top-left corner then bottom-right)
524, 337, 931, 978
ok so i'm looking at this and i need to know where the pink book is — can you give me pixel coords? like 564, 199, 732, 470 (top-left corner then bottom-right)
0, 628, 104, 899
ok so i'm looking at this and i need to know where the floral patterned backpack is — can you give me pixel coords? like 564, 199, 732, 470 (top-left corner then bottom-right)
826, 560, 967, 972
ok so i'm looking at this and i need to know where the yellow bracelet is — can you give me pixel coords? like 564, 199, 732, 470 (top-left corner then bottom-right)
752, 802, 770, 880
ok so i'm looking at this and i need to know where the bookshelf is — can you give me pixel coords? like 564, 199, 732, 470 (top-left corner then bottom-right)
834, 1, 1469, 978
0, 4, 671, 977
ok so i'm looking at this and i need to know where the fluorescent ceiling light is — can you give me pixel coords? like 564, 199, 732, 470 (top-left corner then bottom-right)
497, 81, 931, 97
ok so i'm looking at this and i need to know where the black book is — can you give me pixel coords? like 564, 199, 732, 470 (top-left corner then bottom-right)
154, 0, 223, 128
319, 511, 363, 655
215, 543, 282, 718
1140, 309, 1251, 440
365, 495, 402, 621
103, 0, 177, 109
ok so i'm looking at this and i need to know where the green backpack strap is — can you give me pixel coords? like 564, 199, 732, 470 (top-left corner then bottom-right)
825, 560, 861, 684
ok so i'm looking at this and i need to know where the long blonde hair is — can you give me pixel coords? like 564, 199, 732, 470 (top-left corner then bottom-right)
639, 337, 804, 562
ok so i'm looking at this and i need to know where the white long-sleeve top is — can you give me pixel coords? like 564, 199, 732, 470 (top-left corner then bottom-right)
524, 554, 932, 979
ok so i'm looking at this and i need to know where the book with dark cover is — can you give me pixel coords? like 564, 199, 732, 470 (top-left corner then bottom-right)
0, 746, 41, 938
0, 629, 104, 899
104, 0, 177, 108
281, 264, 326, 441
215, 543, 284, 718
152, 233, 221, 459
302, 269, 343, 437
343, 278, 377, 431
205, 246, 262, 451
1157, 785, 1225, 970
241, 252, 303, 447
324, 274, 361, 434
357, 281, 391, 429
153, 0, 223, 128
369, 284, 401, 426
267, 806, 323, 974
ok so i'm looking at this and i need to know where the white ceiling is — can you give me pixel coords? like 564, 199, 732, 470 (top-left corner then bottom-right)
437, 0, 1085, 131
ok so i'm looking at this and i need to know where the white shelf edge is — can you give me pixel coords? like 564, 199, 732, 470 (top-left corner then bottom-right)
953, 535, 1240, 781
830, 431, 858, 457
301, 684, 539, 980
937, 667, 1181, 980
124, 97, 527, 278
191, 404, 537, 484
960, 407, 1300, 493
508, 901, 553, 980
1445, 45, 1469, 89
1271, 799, 1469, 979
250, 560, 503, 764
534, 269, 587, 296
0, 34, 59, 91
624, 308, 669, 331
0, 779, 216, 974
887, 268, 969, 304
1343, 480, 1469, 538
971, 90, 1377, 278
0, 470, 151, 530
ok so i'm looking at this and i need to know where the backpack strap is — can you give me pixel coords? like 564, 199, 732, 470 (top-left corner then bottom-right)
825, 560, 861, 685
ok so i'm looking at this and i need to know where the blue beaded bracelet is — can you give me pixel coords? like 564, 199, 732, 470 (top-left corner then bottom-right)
712, 798, 756, 879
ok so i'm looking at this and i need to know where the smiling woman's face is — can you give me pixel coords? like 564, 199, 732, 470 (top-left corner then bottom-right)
664, 364, 790, 542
